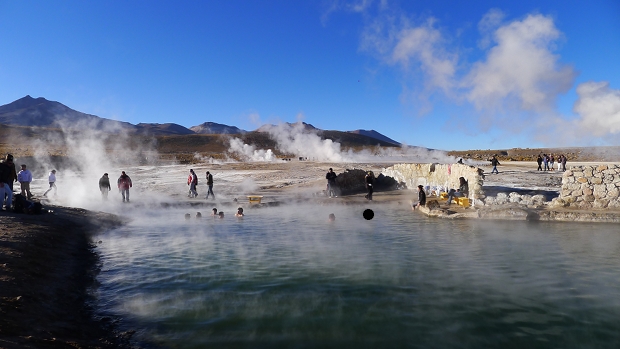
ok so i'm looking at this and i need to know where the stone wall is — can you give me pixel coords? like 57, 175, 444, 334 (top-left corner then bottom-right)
553, 165, 620, 209
381, 163, 485, 200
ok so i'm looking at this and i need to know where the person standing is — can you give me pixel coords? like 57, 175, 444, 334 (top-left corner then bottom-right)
543, 154, 549, 171
536, 154, 543, 171
0, 157, 14, 211
188, 169, 198, 198
43, 170, 57, 197
561, 154, 567, 172
364, 171, 374, 200
490, 156, 500, 174
549, 154, 555, 171
325, 168, 337, 197
17, 164, 33, 199
0, 154, 17, 192
117, 171, 132, 202
412, 185, 426, 210
99, 173, 111, 200
205, 171, 215, 199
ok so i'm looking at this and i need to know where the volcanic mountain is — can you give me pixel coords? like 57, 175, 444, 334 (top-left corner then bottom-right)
0, 95, 137, 131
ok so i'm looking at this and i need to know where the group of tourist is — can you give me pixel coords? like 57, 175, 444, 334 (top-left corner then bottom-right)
0, 153, 60, 212
97, 171, 133, 202
185, 207, 244, 220
537, 153, 567, 171
184, 169, 216, 200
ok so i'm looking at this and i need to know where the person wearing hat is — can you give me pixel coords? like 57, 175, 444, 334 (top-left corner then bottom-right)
325, 168, 337, 197
17, 164, 33, 199
43, 169, 57, 197
99, 173, 111, 200
364, 171, 374, 200
412, 185, 427, 210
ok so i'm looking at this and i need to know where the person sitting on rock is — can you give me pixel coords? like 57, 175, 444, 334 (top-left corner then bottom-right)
412, 185, 427, 210
447, 177, 468, 206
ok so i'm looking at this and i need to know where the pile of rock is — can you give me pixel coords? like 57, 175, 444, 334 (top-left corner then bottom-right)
551, 165, 620, 209
477, 192, 548, 209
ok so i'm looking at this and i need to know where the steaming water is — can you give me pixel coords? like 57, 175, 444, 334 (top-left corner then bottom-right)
94, 204, 620, 348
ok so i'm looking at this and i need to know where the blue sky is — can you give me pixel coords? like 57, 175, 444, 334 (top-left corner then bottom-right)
1, 0, 619, 150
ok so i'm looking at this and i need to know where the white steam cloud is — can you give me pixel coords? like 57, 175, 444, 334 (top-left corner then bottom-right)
228, 138, 279, 162
573, 81, 620, 137
464, 13, 576, 113
227, 121, 460, 164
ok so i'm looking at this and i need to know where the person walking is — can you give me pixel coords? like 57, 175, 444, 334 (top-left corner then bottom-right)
490, 156, 500, 174
117, 171, 133, 202
536, 154, 543, 171
43, 170, 57, 197
188, 169, 198, 198
99, 173, 111, 200
17, 164, 33, 199
364, 171, 374, 200
325, 168, 337, 197
543, 154, 549, 171
205, 171, 215, 199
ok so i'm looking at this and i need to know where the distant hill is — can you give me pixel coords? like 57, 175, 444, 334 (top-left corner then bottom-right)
190, 122, 246, 134
137, 123, 195, 135
0, 95, 136, 131
347, 129, 400, 146
0, 96, 404, 148
256, 122, 318, 133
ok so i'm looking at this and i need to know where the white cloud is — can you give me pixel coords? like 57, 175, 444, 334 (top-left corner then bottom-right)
573, 81, 620, 137
477, 8, 504, 49
361, 15, 457, 99
464, 13, 576, 113
391, 19, 456, 93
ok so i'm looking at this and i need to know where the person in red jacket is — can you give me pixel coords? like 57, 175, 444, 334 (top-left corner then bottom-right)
117, 171, 133, 202
188, 169, 198, 198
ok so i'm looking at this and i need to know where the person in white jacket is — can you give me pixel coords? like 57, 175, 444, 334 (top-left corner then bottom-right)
17, 164, 33, 199
43, 170, 57, 197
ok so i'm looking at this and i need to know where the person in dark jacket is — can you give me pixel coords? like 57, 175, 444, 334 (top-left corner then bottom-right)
99, 173, 111, 200
537, 154, 543, 171
447, 177, 469, 206
0, 154, 17, 191
490, 156, 500, 174
205, 171, 215, 199
0, 155, 15, 211
326, 168, 338, 197
412, 185, 427, 210
117, 171, 133, 202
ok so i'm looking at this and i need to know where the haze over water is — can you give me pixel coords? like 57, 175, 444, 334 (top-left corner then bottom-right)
93, 204, 620, 348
